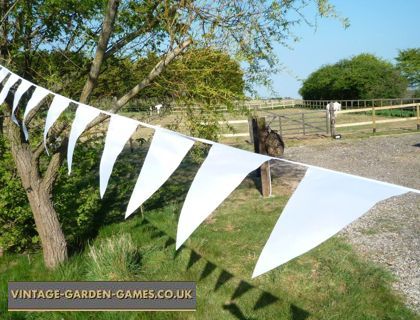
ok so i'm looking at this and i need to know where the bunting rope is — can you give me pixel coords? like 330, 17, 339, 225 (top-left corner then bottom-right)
1, 64, 418, 278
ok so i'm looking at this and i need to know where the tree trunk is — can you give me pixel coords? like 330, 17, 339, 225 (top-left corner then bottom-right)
25, 179, 68, 268
6, 117, 67, 268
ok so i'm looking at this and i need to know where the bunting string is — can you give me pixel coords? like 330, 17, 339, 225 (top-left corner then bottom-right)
1, 64, 418, 278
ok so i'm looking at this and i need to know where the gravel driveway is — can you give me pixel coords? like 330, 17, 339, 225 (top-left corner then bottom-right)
275, 133, 420, 313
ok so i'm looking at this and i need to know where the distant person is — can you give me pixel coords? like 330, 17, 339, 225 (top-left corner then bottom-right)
155, 104, 163, 114
326, 101, 341, 112
326, 101, 341, 118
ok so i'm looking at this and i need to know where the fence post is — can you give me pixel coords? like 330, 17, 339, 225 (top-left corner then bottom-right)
248, 118, 254, 143
372, 106, 376, 134
129, 138, 134, 152
417, 104, 420, 131
326, 110, 330, 135
279, 116, 283, 136
302, 113, 306, 135
250, 117, 272, 197
329, 106, 336, 137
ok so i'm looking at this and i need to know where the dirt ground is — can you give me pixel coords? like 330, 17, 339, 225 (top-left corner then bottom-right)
271, 132, 420, 312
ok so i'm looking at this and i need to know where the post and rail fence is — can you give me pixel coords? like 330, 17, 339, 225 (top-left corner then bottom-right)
219, 102, 419, 139
121, 97, 420, 113
331, 103, 420, 136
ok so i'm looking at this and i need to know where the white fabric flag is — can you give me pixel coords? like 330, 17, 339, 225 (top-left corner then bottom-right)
99, 114, 138, 198
126, 129, 195, 218
0, 67, 10, 83
252, 166, 416, 278
176, 143, 271, 249
67, 104, 101, 174
11, 79, 32, 125
0, 74, 20, 105
43, 94, 71, 154
22, 86, 50, 140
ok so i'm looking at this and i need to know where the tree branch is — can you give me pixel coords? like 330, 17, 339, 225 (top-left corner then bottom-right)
79, 0, 119, 104
112, 38, 192, 111
104, 28, 145, 59
0, 0, 18, 27
82, 38, 192, 134
41, 137, 67, 194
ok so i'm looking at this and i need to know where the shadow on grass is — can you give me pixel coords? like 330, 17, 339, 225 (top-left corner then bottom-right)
140, 216, 310, 320
223, 302, 258, 320
290, 305, 310, 320
67, 144, 204, 256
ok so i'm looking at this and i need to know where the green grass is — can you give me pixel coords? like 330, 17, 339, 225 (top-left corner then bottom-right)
1, 122, 418, 319
375, 109, 415, 117
1, 170, 418, 319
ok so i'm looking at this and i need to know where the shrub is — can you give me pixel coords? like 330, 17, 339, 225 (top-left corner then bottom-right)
300, 54, 407, 100
0, 135, 38, 252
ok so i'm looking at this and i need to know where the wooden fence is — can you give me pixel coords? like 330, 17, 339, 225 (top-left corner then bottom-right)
122, 97, 420, 113
333, 103, 420, 134
298, 98, 420, 110
220, 109, 328, 138
220, 103, 419, 139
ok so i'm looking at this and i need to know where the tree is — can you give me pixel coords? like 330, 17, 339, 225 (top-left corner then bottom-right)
93, 48, 245, 102
299, 54, 407, 100
0, 0, 343, 268
396, 48, 420, 89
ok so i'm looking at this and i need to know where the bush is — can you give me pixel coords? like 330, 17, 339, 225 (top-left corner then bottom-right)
299, 54, 407, 100
0, 135, 138, 254
0, 135, 38, 252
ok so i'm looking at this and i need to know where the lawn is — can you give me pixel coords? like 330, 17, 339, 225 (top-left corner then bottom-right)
0, 147, 417, 319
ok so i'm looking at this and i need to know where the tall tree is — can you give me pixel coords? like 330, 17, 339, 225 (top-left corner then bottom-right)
0, 0, 343, 268
396, 48, 420, 89
299, 54, 407, 100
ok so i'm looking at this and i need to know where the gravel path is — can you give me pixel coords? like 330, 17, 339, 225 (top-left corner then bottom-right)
276, 133, 420, 313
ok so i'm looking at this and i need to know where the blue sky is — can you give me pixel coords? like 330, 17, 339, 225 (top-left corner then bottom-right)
257, 0, 420, 98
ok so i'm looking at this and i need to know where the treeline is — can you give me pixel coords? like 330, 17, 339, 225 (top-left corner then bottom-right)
11, 48, 245, 105
299, 49, 420, 100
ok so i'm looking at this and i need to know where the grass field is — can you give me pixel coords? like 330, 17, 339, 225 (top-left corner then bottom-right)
1, 146, 418, 319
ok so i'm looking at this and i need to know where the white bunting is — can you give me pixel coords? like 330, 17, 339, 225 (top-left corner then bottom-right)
176, 143, 271, 249
22, 86, 50, 140
99, 114, 138, 198
11, 79, 32, 125
0, 73, 20, 105
0, 67, 10, 83
67, 104, 101, 174
3, 64, 420, 281
43, 94, 71, 154
252, 166, 416, 278
126, 129, 195, 218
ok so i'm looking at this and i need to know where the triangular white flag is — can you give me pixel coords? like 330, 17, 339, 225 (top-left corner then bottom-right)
0, 74, 20, 105
22, 86, 50, 140
43, 94, 71, 154
11, 79, 32, 125
176, 143, 271, 249
67, 104, 101, 174
252, 166, 416, 278
0, 67, 10, 83
126, 129, 195, 218
99, 114, 138, 198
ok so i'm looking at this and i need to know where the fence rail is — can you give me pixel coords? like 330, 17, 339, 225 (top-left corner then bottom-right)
122, 98, 420, 113
334, 103, 420, 133
298, 98, 420, 110
220, 103, 420, 138
220, 109, 328, 138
